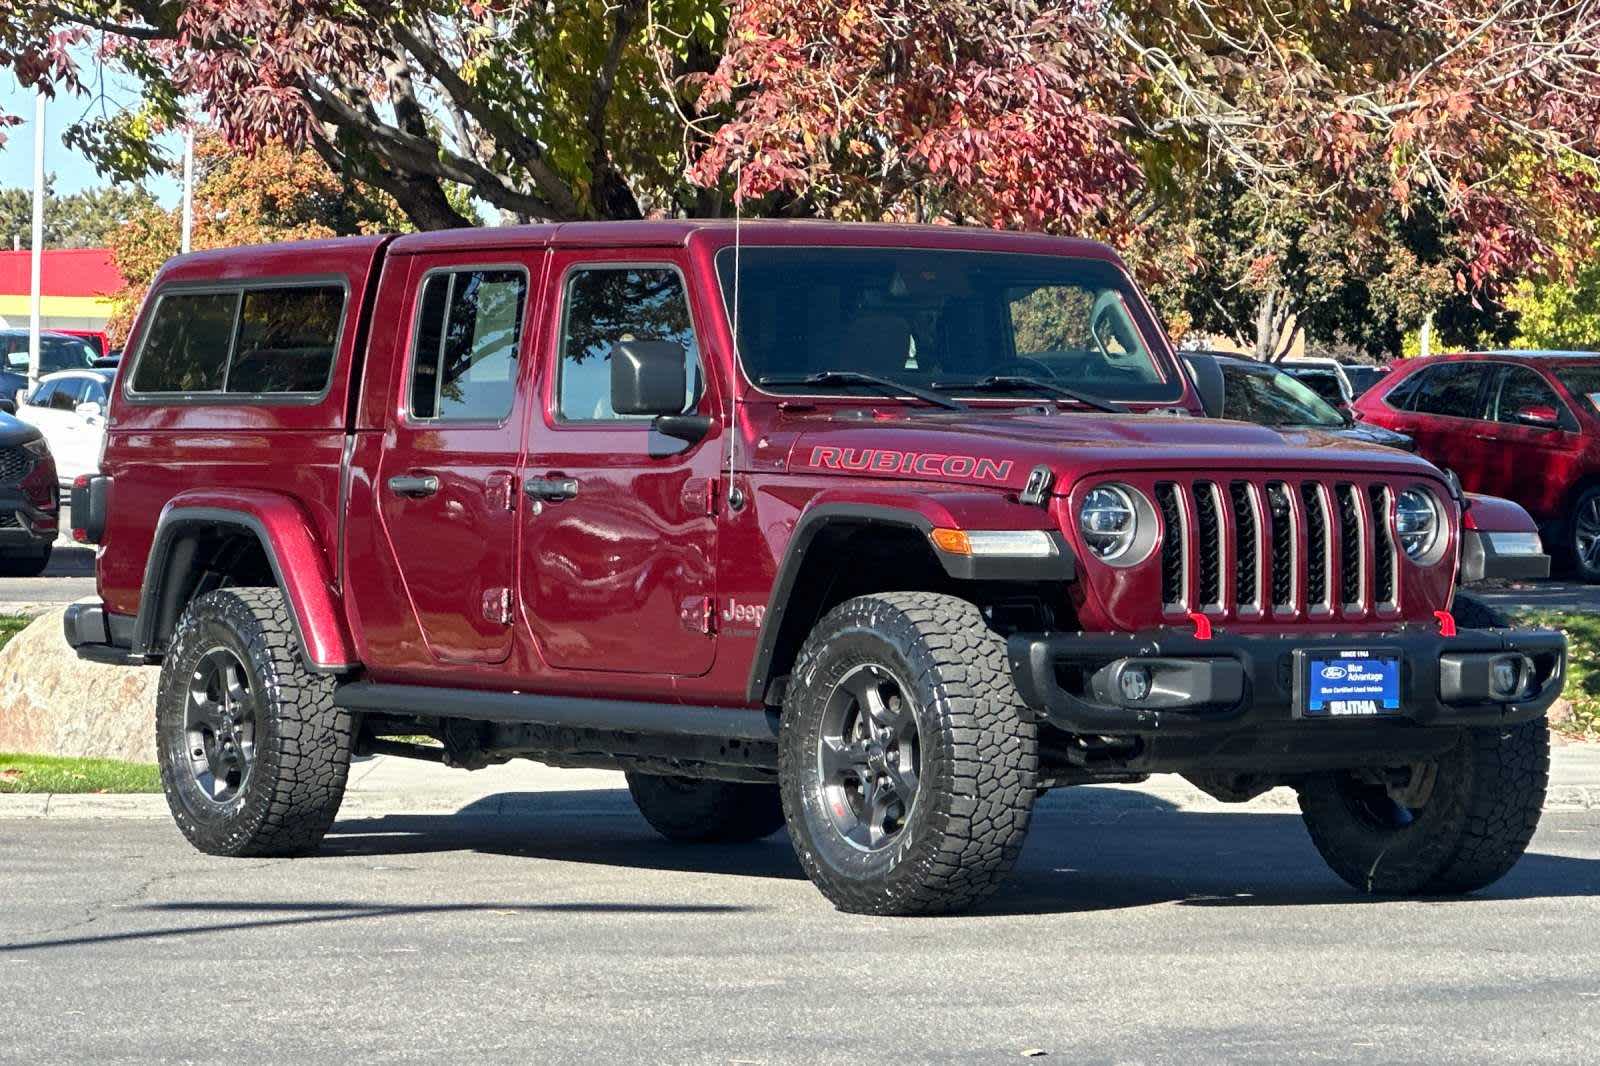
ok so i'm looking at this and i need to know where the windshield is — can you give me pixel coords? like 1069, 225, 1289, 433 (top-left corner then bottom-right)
3, 336, 98, 375
717, 247, 1180, 403
1281, 367, 1346, 405
1555, 365, 1600, 416
1217, 361, 1345, 427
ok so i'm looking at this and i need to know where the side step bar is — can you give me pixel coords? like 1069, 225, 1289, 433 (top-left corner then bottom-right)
333, 682, 781, 740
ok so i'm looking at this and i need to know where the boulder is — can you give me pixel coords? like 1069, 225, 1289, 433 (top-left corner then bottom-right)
0, 607, 159, 763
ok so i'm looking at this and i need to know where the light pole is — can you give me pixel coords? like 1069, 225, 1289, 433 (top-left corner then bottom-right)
27, 89, 45, 391
181, 127, 194, 254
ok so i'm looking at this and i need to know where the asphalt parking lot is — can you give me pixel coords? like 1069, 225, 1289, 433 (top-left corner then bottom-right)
4, 786, 1599, 1064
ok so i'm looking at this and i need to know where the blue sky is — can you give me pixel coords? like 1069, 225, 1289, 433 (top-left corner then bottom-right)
0, 70, 181, 206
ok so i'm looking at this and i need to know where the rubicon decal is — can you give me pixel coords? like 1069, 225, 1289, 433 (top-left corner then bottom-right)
809, 447, 1013, 482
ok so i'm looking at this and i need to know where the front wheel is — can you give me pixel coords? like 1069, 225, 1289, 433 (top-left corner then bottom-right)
779, 592, 1038, 916
156, 587, 353, 857
1297, 717, 1549, 895
0, 544, 51, 576
1567, 486, 1600, 583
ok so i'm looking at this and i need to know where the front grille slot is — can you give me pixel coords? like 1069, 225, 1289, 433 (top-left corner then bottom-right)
1301, 483, 1330, 609
0, 447, 33, 482
1229, 482, 1259, 610
1368, 485, 1397, 606
1337, 485, 1364, 607
1193, 482, 1223, 608
1155, 482, 1185, 608
1266, 482, 1295, 610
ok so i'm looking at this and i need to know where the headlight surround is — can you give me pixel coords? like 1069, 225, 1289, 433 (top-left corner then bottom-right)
1395, 487, 1441, 561
1078, 484, 1144, 563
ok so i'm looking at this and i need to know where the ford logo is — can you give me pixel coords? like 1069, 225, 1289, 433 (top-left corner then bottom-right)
1320, 665, 1348, 680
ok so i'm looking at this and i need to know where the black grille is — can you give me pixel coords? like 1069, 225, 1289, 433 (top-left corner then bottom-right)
1337, 485, 1363, 606
0, 512, 18, 529
1301, 483, 1328, 608
1156, 483, 1184, 606
0, 446, 33, 482
1229, 482, 1258, 608
1266, 482, 1294, 609
1369, 485, 1396, 605
1193, 482, 1222, 607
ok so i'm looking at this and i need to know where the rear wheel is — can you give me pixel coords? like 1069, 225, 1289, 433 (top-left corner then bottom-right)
625, 773, 785, 843
156, 587, 352, 857
1297, 717, 1548, 895
779, 591, 1038, 916
1567, 486, 1600, 583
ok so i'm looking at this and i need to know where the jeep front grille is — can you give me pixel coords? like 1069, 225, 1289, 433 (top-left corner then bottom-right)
1159, 477, 1403, 620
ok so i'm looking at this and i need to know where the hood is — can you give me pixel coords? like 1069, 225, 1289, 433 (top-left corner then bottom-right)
786, 409, 1447, 492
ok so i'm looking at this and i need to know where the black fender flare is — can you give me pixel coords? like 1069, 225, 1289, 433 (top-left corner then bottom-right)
743, 503, 1073, 704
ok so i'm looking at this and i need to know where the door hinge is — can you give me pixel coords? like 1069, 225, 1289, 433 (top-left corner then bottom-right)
482, 586, 513, 626
679, 595, 716, 635
682, 477, 718, 516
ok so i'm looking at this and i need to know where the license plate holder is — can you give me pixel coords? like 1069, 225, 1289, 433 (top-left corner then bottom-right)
1296, 650, 1403, 719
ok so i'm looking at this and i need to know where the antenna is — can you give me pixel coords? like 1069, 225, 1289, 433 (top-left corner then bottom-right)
727, 163, 743, 511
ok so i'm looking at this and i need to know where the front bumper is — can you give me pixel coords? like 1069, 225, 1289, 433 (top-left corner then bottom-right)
1009, 624, 1566, 737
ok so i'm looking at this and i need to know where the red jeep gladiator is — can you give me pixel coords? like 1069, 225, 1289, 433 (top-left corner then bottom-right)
65, 222, 1565, 915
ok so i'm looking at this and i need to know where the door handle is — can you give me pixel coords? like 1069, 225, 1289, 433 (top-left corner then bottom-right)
387, 473, 440, 498
524, 476, 580, 502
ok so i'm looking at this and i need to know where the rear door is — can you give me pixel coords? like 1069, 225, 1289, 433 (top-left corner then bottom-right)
1388, 362, 1493, 482
375, 255, 543, 664
518, 253, 720, 676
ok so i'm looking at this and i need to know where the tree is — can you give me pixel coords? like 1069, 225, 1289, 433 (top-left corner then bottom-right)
103, 134, 403, 344
1504, 249, 1600, 350
0, 179, 156, 249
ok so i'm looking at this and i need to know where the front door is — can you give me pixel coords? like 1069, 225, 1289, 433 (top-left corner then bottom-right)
376, 256, 540, 664
1476, 363, 1584, 518
519, 256, 720, 676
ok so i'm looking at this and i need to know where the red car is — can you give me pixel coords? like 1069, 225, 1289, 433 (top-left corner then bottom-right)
64, 224, 1565, 914
1354, 351, 1600, 580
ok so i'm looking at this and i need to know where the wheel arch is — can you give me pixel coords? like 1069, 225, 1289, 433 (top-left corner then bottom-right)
134, 492, 356, 673
743, 497, 1073, 705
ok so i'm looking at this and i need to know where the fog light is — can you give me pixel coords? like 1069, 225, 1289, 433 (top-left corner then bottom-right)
1119, 665, 1153, 703
1489, 654, 1535, 700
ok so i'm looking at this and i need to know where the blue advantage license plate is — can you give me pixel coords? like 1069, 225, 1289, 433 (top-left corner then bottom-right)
1303, 651, 1402, 717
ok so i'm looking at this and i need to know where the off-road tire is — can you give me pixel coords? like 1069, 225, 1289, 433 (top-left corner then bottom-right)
1298, 716, 1549, 895
779, 591, 1038, 916
0, 545, 51, 576
625, 773, 786, 843
156, 587, 352, 857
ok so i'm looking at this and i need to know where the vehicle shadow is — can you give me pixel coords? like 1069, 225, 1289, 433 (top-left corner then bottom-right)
320, 787, 1600, 916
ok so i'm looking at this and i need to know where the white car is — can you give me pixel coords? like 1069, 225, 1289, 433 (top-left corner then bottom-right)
15, 368, 112, 484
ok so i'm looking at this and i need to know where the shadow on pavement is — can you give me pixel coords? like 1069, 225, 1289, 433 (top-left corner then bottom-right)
321, 787, 1600, 916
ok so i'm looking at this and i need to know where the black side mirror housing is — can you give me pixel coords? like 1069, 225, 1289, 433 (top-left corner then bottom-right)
611, 340, 689, 417
1186, 353, 1227, 419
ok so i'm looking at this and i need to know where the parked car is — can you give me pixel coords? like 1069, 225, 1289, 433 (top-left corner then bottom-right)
0, 413, 58, 576
1186, 351, 1549, 582
14, 368, 112, 484
0, 330, 102, 412
1185, 351, 1414, 450
53, 329, 108, 358
1279, 357, 1356, 411
1354, 350, 1600, 580
1343, 363, 1391, 398
66, 224, 1564, 914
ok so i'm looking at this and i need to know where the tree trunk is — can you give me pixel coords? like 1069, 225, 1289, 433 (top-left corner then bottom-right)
1253, 285, 1302, 363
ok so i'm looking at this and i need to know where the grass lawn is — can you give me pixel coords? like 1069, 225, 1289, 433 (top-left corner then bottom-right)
0, 751, 163, 793
0, 613, 32, 649
1512, 610, 1600, 739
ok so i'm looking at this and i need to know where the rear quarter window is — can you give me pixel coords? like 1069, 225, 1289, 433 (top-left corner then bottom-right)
129, 283, 346, 398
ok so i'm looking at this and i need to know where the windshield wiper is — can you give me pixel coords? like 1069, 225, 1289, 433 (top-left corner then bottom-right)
757, 371, 968, 411
929, 374, 1127, 414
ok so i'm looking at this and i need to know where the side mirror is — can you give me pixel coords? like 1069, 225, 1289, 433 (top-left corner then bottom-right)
1185, 353, 1226, 418
76, 401, 102, 420
610, 339, 711, 449
1513, 404, 1560, 429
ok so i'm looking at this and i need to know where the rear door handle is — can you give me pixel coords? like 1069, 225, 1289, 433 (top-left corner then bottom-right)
524, 476, 580, 502
387, 473, 440, 498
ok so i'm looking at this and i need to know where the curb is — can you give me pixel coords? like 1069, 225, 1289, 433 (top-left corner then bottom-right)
3, 783, 1597, 821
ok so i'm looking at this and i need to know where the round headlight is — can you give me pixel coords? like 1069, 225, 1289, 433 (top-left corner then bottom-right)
1395, 488, 1440, 559
1079, 485, 1139, 560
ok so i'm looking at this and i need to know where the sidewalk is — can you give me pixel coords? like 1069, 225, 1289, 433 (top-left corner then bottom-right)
4, 742, 1599, 820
